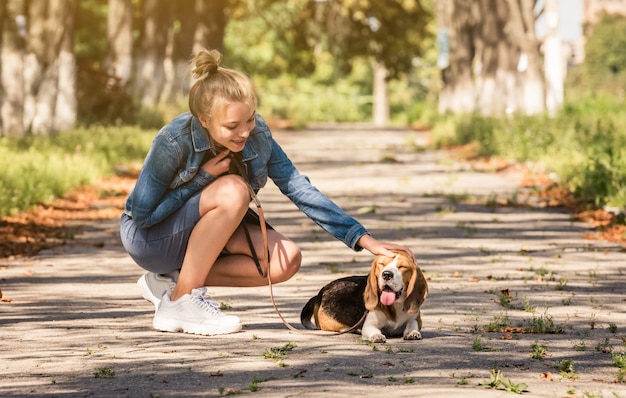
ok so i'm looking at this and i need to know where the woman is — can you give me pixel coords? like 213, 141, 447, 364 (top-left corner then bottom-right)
120, 48, 412, 336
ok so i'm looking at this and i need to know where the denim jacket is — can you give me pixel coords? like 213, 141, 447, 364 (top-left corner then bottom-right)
124, 112, 368, 250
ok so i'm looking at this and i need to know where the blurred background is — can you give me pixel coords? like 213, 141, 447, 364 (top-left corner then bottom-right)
0, 0, 624, 229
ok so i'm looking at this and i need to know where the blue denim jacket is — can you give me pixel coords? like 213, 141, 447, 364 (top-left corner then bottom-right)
124, 112, 368, 250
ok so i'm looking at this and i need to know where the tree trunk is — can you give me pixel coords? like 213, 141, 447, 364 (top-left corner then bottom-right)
372, 62, 389, 126
172, 0, 197, 97
542, 0, 563, 116
506, 0, 545, 115
0, 0, 76, 137
135, 0, 173, 108
192, 0, 227, 55
437, 0, 545, 116
437, 1, 476, 114
54, 0, 77, 131
105, 0, 134, 88
1, 0, 27, 137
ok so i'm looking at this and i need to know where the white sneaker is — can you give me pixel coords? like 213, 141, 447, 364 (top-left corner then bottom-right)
137, 272, 177, 311
153, 287, 242, 336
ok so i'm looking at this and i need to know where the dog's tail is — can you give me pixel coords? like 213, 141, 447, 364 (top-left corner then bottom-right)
300, 296, 320, 330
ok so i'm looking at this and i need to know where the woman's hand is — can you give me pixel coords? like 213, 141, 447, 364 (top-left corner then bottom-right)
357, 234, 414, 259
203, 150, 231, 177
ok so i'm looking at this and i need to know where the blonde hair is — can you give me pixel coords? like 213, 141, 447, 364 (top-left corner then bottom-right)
188, 48, 257, 122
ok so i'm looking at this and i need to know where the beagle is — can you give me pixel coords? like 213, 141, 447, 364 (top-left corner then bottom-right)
300, 250, 428, 343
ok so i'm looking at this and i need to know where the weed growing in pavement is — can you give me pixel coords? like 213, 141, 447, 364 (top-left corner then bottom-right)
613, 352, 626, 383
263, 342, 297, 367
524, 313, 564, 334
556, 277, 568, 290
556, 359, 578, 380
595, 338, 613, 354
608, 323, 618, 333
530, 341, 548, 359
472, 337, 484, 351
522, 297, 535, 312
573, 340, 587, 351
94, 367, 115, 378
613, 352, 626, 369
478, 369, 529, 393
483, 315, 511, 332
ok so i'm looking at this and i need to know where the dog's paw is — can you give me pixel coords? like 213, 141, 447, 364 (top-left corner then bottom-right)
367, 333, 386, 343
403, 330, 423, 340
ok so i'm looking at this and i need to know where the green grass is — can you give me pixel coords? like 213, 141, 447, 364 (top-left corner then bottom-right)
430, 95, 626, 210
0, 126, 154, 217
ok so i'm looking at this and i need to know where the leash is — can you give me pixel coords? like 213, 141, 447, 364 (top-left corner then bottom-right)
231, 153, 367, 336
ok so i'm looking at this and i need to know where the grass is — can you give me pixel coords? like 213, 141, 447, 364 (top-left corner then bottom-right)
478, 369, 529, 393
613, 352, 626, 383
263, 342, 297, 367
530, 341, 548, 359
556, 359, 578, 380
0, 126, 154, 217
94, 367, 115, 378
524, 313, 564, 334
430, 95, 626, 211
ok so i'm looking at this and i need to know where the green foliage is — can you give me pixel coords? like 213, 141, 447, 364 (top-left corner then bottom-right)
263, 342, 297, 361
556, 359, 578, 379
226, 0, 433, 81
430, 95, 626, 210
301, 0, 432, 79
613, 352, 626, 370
256, 74, 370, 124
583, 13, 626, 97
0, 126, 154, 217
478, 369, 529, 393
530, 341, 547, 359
524, 313, 564, 334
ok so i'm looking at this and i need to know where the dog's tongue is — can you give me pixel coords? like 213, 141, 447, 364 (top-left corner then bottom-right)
380, 290, 396, 306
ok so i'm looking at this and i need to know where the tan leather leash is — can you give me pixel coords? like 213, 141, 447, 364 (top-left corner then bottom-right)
232, 154, 367, 336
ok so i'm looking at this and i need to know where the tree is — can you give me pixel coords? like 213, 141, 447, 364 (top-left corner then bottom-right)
303, 0, 432, 126
583, 13, 626, 97
104, 0, 133, 88
132, 0, 228, 108
436, 0, 545, 116
0, 0, 77, 137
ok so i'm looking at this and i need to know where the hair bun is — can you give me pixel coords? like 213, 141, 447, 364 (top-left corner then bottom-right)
192, 49, 221, 81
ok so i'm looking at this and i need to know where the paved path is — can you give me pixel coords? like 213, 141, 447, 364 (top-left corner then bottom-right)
1, 126, 625, 397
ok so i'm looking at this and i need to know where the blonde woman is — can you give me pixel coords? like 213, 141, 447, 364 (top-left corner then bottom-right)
120, 48, 411, 336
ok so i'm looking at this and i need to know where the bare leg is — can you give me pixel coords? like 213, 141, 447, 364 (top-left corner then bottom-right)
171, 175, 302, 300
206, 226, 302, 287
171, 175, 250, 300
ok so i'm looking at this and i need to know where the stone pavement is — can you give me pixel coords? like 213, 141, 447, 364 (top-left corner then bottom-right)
1, 125, 625, 397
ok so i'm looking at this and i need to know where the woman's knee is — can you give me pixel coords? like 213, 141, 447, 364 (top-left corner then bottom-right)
199, 175, 250, 214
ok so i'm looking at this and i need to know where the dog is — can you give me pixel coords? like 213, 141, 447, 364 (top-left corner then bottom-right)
300, 250, 428, 343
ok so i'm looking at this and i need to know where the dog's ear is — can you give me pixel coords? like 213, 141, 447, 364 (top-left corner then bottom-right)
363, 260, 380, 311
403, 260, 428, 314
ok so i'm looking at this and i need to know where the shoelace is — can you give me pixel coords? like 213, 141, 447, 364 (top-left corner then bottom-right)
191, 288, 223, 316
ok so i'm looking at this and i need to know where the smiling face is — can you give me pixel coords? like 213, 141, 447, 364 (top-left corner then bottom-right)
200, 102, 256, 153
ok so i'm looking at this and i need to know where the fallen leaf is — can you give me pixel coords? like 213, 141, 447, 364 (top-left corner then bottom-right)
541, 372, 553, 381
